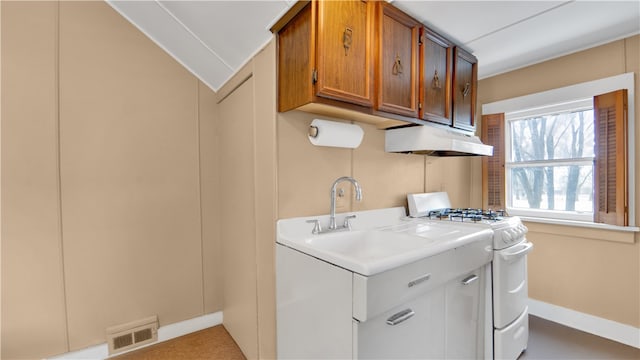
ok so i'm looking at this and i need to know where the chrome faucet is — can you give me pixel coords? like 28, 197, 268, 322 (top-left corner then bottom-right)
328, 176, 362, 230
306, 176, 363, 234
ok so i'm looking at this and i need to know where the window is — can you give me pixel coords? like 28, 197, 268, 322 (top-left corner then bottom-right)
481, 73, 635, 227
505, 100, 595, 221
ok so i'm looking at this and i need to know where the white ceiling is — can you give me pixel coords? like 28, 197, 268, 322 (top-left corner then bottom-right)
107, 0, 640, 93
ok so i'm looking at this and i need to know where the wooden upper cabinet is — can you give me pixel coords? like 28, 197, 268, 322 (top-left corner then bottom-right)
277, 0, 374, 112
375, 2, 419, 118
317, 0, 374, 106
277, 3, 314, 112
452, 47, 478, 131
275, 1, 479, 132
420, 27, 452, 126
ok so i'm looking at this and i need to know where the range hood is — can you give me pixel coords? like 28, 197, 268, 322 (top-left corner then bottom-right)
385, 124, 493, 156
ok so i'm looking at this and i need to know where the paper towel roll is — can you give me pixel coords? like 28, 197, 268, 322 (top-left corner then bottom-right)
308, 119, 364, 148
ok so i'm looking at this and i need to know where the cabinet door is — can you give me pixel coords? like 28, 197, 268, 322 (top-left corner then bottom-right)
316, 0, 374, 107
277, 3, 314, 112
276, 245, 354, 359
452, 47, 477, 131
445, 269, 484, 359
376, 3, 419, 117
355, 286, 446, 359
421, 27, 452, 125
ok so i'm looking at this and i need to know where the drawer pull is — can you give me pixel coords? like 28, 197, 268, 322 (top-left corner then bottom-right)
462, 274, 478, 285
408, 273, 431, 288
386, 309, 415, 326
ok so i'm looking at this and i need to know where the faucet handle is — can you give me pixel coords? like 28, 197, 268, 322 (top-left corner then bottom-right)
343, 215, 357, 230
306, 219, 322, 234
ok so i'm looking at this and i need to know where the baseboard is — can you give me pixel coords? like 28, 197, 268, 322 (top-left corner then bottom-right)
528, 298, 640, 349
49, 311, 223, 359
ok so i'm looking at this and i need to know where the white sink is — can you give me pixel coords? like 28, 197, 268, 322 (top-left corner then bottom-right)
277, 207, 493, 276
304, 230, 435, 260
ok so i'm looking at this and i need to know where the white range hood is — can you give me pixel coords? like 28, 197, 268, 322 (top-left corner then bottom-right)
385, 124, 493, 156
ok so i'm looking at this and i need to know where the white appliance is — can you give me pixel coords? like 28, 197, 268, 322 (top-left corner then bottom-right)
407, 192, 533, 360
385, 123, 494, 156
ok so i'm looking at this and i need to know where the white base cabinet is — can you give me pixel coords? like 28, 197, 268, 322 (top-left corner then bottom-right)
354, 286, 446, 359
276, 245, 353, 359
276, 238, 492, 359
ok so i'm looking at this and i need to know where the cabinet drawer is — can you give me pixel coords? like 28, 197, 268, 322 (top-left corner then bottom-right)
354, 287, 446, 359
494, 307, 529, 360
353, 237, 491, 321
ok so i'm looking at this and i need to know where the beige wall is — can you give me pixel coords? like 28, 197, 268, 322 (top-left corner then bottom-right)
213, 39, 281, 359
276, 113, 479, 218
210, 40, 279, 359
1, 2, 222, 358
200, 79, 223, 315
219, 76, 259, 359
477, 35, 640, 327
252, 41, 279, 360
1, 2, 68, 357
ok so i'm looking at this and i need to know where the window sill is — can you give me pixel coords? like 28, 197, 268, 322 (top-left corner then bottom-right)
520, 216, 639, 232
520, 216, 639, 244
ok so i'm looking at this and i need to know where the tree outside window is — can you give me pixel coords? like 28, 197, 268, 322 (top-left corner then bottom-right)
507, 108, 594, 219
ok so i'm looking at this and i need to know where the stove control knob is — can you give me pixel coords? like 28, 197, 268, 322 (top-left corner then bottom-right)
502, 232, 512, 243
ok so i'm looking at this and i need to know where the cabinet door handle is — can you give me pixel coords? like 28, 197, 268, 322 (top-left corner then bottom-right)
392, 54, 403, 75
462, 274, 478, 285
343, 27, 353, 56
386, 308, 415, 326
462, 82, 471, 97
432, 69, 441, 89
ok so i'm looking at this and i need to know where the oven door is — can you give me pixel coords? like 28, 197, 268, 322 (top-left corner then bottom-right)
493, 240, 533, 329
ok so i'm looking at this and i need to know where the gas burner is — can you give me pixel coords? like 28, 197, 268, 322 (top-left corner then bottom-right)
449, 213, 484, 222
423, 208, 507, 222
427, 210, 450, 220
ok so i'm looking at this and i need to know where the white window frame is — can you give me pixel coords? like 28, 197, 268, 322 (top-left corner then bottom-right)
504, 99, 595, 221
482, 72, 636, 227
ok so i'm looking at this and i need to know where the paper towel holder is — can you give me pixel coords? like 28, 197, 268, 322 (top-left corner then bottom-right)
307, 119, 364, 149
308, 125, 319, 138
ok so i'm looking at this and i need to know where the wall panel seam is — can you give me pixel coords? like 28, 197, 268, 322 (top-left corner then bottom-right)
55, 0, 71, 352
350, 123, 355, 211
197, 79, 206, 314
423, 157, 427, 193
623, 38, 627, 73
250, 65, 261, 358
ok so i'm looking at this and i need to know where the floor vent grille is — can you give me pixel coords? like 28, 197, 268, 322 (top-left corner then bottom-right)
113, 333, 133, 350
106, 315, 158, 355
134, 328, 153, 343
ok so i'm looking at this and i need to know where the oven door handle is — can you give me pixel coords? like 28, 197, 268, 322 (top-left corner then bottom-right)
500, 241, 533, 262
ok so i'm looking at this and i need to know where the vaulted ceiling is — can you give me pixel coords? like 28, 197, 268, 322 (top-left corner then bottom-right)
107, 1, 640, 92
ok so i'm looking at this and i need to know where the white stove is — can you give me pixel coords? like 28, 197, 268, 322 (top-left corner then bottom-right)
407, 192, 533, 360
408, 192, 528, 250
